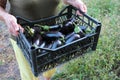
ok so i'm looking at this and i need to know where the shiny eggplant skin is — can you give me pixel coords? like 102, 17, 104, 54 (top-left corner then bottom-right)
49, 25, 62, 31
60, 18, 76, 35
42, 31, 64, 41
32, 34, 42, 46
32, 27, 41, 34
78, 31, 85, 38
40, 43, 53, 54
51, 40, 62, 49
79, 26, 87, 33
65, 34, 80, 44
39, 42, 46, 48
65, 32, 75, 40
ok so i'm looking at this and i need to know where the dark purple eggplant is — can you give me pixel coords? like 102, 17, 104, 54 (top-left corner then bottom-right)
77, 26, 85, 38
49, 25, 62, 31
39, 42, 46, 48
60, 18, 76, 35
65, 34, 80, 44
78, 31, 85, 38
34, 38, 40, 46
79, 26, 87, 33
42, 31, 64, 41
44, 43, 53, 49
40, 43, 53, 54
51, 40, 62, 49
74, 25, 85, 38
32, 27, 41, 34
65, 32, 75, 40
32, 33, 43, 45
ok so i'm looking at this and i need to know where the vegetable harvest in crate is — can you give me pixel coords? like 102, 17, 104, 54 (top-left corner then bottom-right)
24, 18, 87, 51
16, 5, 101, 76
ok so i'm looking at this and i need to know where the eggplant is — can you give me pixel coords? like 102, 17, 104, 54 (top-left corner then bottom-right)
49, 25, 62, 31
43, 43, 53, 49
51, 40, 62, 49
46, 43, 53, 49
40, 43, 53, 54
32, 27, 41, 34
74, 25, 85, 38
60, 18, 76, 35
39, 42, 46, 48
42, 31, 64, 41
63, 18, 76, 25
34, 39, 40, 46
32, 33, 43, 45
65, 32, 75, 40
65, 34, 80, 44
79, 26, 87, 33
34, 24, 62, 31
78, 31, 85, 38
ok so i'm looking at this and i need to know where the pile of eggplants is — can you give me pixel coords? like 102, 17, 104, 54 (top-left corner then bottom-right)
24, 18, 87, 53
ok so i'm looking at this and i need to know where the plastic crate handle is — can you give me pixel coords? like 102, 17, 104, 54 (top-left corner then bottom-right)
16, 16, 32, 24
58, 5, 100, 24
58, 5, 85, 16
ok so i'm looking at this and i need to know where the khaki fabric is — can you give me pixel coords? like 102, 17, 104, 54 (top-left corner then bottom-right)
9, 0, 60, 20
10, 39, 56, 80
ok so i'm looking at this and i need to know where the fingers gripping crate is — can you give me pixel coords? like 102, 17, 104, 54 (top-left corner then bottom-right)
16, 5, 101, 76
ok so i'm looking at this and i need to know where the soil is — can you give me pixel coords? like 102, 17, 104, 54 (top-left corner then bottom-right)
0, 22, 21, 80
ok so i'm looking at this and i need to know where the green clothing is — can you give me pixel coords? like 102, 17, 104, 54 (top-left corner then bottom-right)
9, 0, 60, 20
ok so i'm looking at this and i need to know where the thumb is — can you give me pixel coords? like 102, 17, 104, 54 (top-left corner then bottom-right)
76, 10, 82, 16
18, 24, 24, 33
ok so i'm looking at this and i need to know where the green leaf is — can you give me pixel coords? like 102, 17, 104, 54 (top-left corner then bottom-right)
74, 25, 80, 33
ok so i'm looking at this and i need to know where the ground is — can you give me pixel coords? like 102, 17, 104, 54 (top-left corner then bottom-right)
0, 22, 21, 80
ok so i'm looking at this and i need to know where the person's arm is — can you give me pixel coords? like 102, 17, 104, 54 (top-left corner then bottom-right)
63, 0, 87, 13
0, 0, 23, 36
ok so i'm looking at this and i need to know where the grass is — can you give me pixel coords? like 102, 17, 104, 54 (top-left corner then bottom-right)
52, 0, 120, 80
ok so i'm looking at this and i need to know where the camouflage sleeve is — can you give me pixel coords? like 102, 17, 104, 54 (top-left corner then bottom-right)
0, 0, 7, 9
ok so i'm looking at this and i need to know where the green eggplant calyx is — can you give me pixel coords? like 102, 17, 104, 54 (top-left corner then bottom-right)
25, 26, 35, 37
34, 24, 49, 31
73, 23, 80, 33
41, 25, 49, 31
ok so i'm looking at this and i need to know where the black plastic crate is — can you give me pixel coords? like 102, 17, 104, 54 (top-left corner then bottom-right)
16, 5, 101, 77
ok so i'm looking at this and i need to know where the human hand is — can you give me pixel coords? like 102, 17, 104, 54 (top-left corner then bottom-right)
64, 0, 87, 15
3, 13, 24, 36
